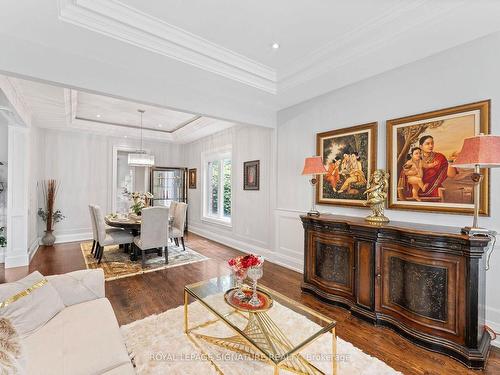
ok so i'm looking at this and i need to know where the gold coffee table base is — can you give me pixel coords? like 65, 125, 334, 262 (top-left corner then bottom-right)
184, 289, 337, 375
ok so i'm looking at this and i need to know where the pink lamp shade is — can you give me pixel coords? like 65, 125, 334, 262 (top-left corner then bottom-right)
302, 156, 327, 175
453, 135, 500, 168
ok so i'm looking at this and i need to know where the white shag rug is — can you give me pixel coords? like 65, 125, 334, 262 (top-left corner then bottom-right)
121, 295, 402, 375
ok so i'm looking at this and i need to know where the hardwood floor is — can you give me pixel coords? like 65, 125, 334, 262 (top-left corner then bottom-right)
2, 232, 500, 374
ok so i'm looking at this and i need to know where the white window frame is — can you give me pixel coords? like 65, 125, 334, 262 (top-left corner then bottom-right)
201, 146, 232, 227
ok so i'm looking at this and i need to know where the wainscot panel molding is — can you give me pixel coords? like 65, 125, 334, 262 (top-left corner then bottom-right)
274, 208, 305, 269
188, 225, 301, 273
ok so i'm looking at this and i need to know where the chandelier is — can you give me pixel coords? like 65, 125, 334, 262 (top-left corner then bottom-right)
128, 109, 155, 167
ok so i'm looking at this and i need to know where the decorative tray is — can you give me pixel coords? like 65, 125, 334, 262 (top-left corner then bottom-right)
224, 287, 273, 312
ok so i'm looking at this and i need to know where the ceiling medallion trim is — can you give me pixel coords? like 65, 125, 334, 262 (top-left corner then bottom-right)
58, 0, 277, 94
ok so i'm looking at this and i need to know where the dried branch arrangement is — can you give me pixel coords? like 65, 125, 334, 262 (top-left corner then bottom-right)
38, 179, 65, 231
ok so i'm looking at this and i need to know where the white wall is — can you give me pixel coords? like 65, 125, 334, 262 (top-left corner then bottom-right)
39, 128, 184, 243
0, 123, 7, 228
276, 31, 500, 341
184, 125, 276, 261
0, 123, 7, 260
27, 125, 43, 258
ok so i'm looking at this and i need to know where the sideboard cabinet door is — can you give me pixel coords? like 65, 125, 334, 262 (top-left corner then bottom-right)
377, 244, 466, 344
305, 231, 355, 301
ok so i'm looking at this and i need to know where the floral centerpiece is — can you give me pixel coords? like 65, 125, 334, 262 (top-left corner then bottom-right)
227, 254, 263, 299
124, 190, 154, 216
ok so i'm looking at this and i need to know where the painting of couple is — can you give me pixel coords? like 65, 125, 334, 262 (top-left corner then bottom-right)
317, 123, 377, 207
388, 100, 490, 215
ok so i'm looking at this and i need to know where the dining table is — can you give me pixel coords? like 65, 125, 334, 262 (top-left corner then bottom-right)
105, 214, 174, 261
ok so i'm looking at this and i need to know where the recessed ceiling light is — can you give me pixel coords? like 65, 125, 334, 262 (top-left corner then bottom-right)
158, 124, 162, 127
124, 135, 128, 138
271, 42, 280, 50
96, 114, 101, 118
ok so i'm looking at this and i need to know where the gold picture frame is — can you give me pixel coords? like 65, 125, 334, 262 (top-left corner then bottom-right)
188, 168, 197, 189
316, 122, 378, 207
386, 100, 490, 215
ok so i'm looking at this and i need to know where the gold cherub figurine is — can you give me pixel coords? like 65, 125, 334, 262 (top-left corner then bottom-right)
364, 169, 390, 223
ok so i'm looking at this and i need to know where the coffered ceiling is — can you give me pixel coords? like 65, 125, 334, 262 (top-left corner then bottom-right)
1, 1, 500, 127
6, 76, 235, 143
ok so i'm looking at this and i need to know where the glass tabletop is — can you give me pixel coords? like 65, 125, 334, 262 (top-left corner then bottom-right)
185, 275, 336, 364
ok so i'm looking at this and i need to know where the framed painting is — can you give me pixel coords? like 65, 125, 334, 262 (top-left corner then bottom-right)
188, 168, 197, 189
244, 160, 260, 190
387, 100, 490, 215
316, 122, 378, 207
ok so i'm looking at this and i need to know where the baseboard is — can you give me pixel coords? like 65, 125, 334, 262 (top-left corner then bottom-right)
29, 237, 40, 261
188, 225, 302, 274
486, 305, 500, 348
5, 253, 29, 268
43, 231, 93, 245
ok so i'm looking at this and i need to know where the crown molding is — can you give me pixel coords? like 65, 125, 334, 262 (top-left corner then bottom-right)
278, 0, 465, 90
0, 77, 33, 127
57, 0, 277, 94
56, 0, 498, 104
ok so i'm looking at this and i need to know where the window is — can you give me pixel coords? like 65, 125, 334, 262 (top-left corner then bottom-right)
203, 149, 232, 225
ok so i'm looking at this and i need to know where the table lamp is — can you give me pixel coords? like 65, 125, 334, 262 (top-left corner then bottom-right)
302, 156, 327, 216
453, 134, 500, 236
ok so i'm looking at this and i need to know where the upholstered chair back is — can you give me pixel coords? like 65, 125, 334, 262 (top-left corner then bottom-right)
139, 207, 170, 249
93, 205, 108, 244
169, 201, 178, 218
88, 205, 98, 241
173, 202, 188, 232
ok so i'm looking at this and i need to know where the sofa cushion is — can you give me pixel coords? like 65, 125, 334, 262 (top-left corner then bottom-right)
23, 298, 133, 375
47, 269, 105, 307
102, 363, 136, 375
0, 271, 65, 338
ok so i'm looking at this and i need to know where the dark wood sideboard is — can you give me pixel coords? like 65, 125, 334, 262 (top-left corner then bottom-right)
300, 214, 492, 369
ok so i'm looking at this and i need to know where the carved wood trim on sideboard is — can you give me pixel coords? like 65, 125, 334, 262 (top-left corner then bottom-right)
300, 214, 491, 370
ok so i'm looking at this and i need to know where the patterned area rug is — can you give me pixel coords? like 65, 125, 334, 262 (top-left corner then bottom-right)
80, 241, 209, 281
121, 295, 402, 375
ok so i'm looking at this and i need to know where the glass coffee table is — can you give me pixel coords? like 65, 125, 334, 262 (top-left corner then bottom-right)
184, 275, 337, 375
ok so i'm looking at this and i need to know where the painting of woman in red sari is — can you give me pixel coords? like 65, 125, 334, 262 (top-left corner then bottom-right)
388, 100, 490, 215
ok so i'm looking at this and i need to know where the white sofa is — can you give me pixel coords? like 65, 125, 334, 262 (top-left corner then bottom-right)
22, 269, 135, 375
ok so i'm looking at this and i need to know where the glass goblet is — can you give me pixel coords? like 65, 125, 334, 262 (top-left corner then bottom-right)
232, 267, 248, 299
247, 262, 264, 307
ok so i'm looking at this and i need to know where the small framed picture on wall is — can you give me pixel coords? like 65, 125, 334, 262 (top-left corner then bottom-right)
243, 160, 260, 190
188, 168, 197, 189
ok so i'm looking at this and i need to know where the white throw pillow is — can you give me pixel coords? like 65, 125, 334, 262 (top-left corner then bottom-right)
0, 271, 64, 338
0, 317, 25, 374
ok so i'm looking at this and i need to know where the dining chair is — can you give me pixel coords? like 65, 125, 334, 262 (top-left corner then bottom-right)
169, 201, 178, 243
169, 202, 187, 251
89, 204, 125, 257
93, 205, 134, 264
133, 207, 170, 267
88, 205, 98, 255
